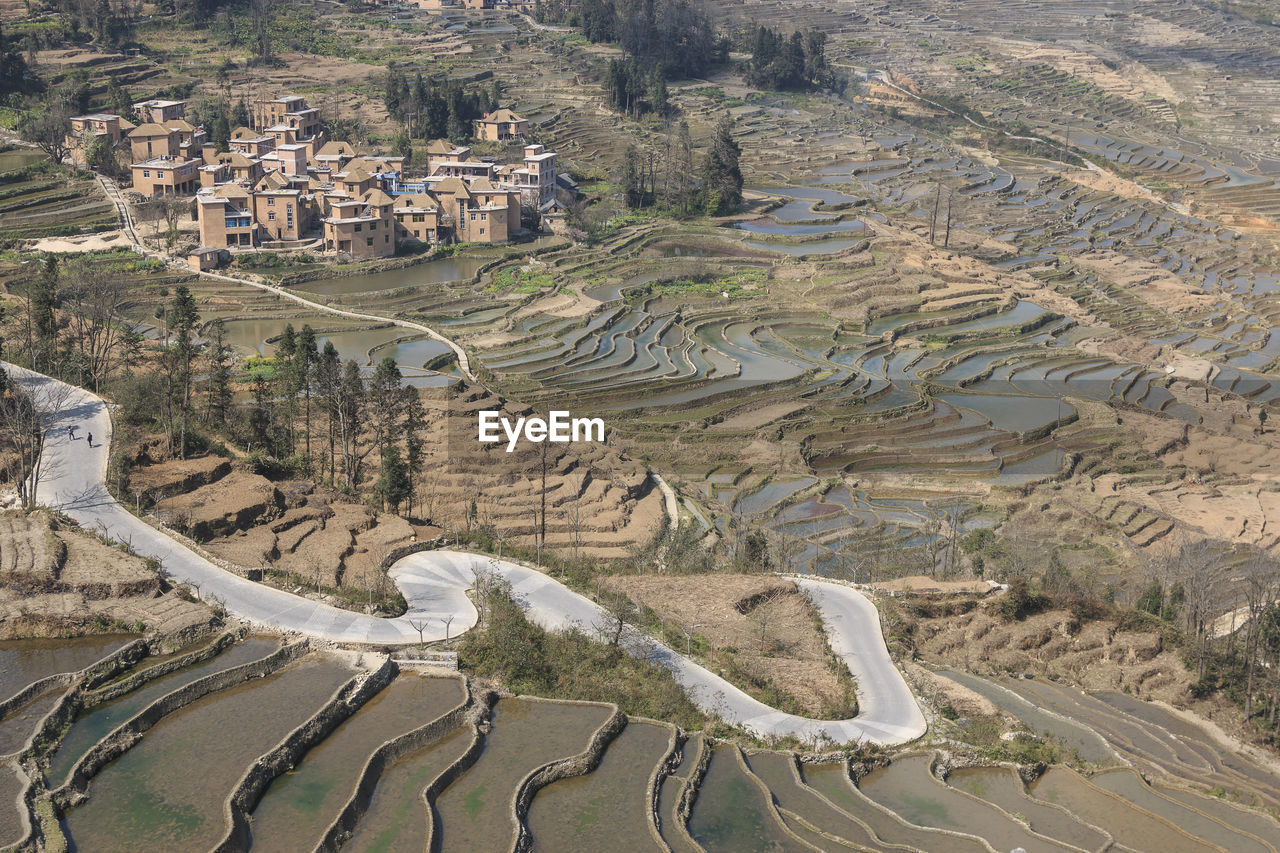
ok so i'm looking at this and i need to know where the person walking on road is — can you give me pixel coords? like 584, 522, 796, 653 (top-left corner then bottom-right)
86, 432, 93, 448
67, 425, 76, 441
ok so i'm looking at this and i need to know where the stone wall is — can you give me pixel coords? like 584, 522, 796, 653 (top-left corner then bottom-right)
509, 699, 626, 853
85, 632, 238, 707
52, 640, 306, 808
314, 674, 474, 853
423, 692, 496, 853
212, 655, 396, 852
674, 735, 712, 847
635, 716, 683, 853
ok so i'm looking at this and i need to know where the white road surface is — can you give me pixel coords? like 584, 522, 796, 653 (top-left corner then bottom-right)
8, 363, 925, 744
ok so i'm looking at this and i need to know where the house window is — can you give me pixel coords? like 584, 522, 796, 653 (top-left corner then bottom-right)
414, 230, 420, 238
480, 228, 485, 235
413, 213, 424, 223
268, 212, 275, 221
470, 213, 476, 221
366, 237, 374, 246
481, 212, 487, 221
355, 224, 362, 232
143, 170, 151, 178
370, 222, 377, 231
267, 197, 274, 205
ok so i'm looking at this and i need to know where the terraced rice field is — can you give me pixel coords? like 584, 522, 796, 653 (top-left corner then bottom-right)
0, 150, 115, 240
2, 635, 1276, 851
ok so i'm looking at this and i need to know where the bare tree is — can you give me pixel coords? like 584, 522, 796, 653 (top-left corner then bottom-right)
442, 613, 455, 641
61, 260, 133, 392
593, 591, 637, 648
0, 370, 77, 510
408, 617, 430, 647
745, 590, 782, 654
24, 107, 72, 165
564, 500, 584, 562
1242, 554, 1279, 721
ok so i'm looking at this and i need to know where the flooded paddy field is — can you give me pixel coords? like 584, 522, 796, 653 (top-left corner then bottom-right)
0, 624, 1273, 853
248, 674, 465, 850
61, 654, 352, 852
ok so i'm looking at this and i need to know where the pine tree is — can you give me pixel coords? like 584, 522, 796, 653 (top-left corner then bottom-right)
205, 318, 232, 427
702, 115, 742, 214
167, 286, 199, 458
376, 446, 411, 514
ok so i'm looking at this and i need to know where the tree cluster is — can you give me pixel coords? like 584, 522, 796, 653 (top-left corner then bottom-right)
382, 69, 495, 141
745, 26, 830, 91
620, 115, 739, 215
568, 0, 724, 118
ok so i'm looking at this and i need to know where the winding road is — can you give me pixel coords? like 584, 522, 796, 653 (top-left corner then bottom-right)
6, 362, 925, 745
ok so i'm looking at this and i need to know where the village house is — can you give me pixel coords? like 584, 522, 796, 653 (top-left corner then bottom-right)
133, 99, 186, 124
131, 156, 199, 196
473, 108, 528, 142
503, 143, 559, 209
230, 127, 276, 158
253, 188, 309, 241
392, 193, 441, 245
322, 189, 396, 259
128, 123, 181, 161
196, 184, 258, 247
65, 113, 135, 163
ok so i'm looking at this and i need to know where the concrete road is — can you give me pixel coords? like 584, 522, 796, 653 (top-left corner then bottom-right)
9, 363, 925, 744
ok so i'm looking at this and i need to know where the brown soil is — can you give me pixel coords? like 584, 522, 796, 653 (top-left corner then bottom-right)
913, 605, 1190, 704
0, 513, 214, 641
603, 573, 853, 718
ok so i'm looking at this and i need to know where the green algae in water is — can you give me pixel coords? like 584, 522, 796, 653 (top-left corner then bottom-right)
688, 746, 792, 853
62, 657, 351, 853
432, 698, 610, 852
527, 721, 670, 852
345, 726, 471, 853
47, 638, 279, 788
248, 674, 465, 850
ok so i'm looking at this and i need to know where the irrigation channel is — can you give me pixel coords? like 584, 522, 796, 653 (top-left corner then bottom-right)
1, 635, 1276, 851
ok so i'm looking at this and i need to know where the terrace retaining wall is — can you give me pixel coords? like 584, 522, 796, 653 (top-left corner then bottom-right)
213, 655, 397, 852
313, 673, 474, 853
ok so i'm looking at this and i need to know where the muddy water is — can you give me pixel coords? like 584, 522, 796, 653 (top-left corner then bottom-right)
0, 689, 61, 754
657, 734, 701, 853
804, 763, 988, 853
1160, 786, 1280, 845
526, 721, 668, 852
947, 766, 1108, 851
1089, 767, 1270, 853
0, 765, 23, 847
859, 755, 1077, 852
745, 751, 889, 851
933, 668, 1114, 763
687, 746, 794, 852
344, 726, 471, 853
249, 674, 464, 850
62, 656, 351, 853
46, 638, 279, 789
433, 698, 610, 851
1028, 766, 1220, 853
291, 258, 487, 296
0, 636, 133, 701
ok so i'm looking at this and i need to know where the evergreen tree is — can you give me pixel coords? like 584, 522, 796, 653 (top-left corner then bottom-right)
404, 388, 426, 518
205, 318, 232, 427
702, 115, 742, 214
316, 341, 341, 483
376, 446, 411, 513
295, 324, 317, 468
231, 98, 250, 129
166, 285, 199, 458
29, 256, 58, 372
